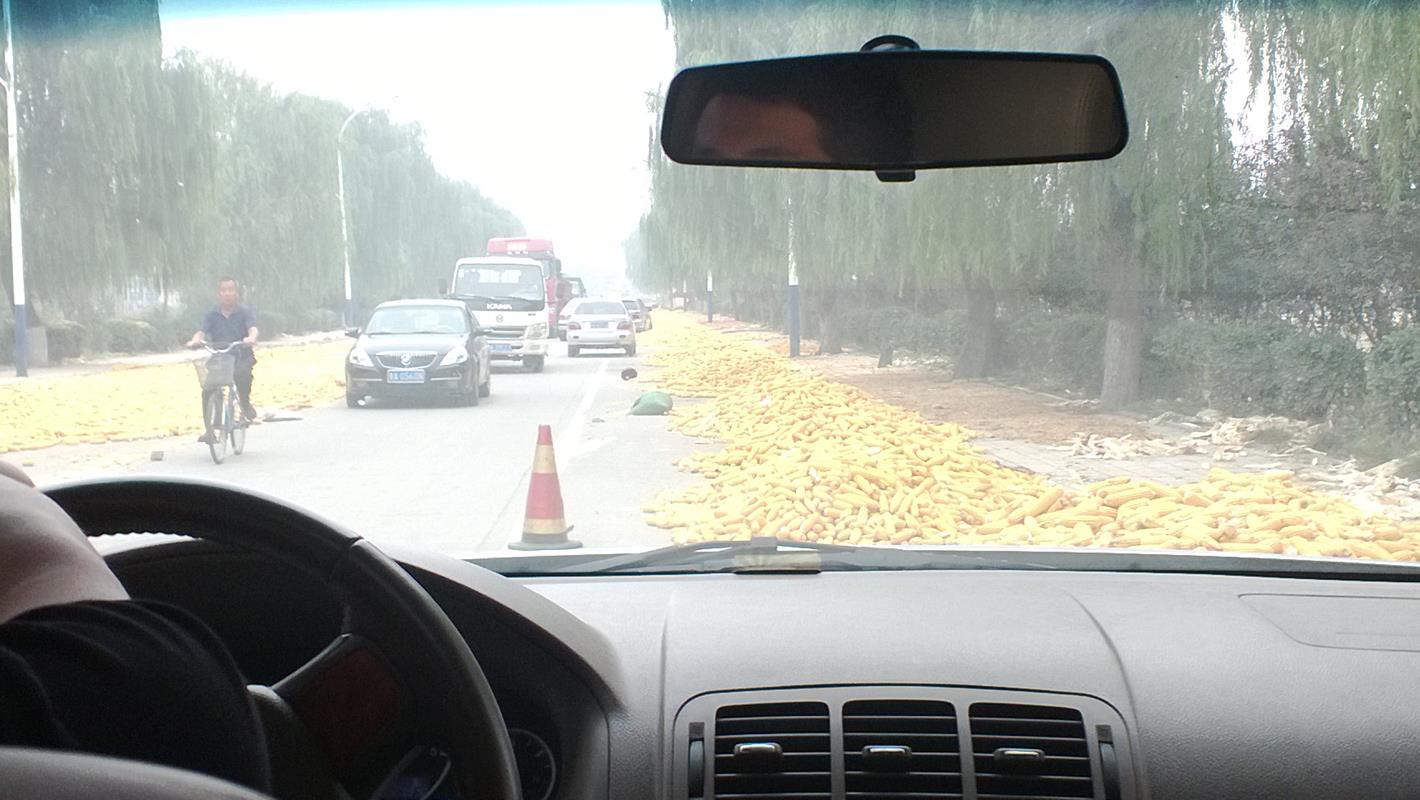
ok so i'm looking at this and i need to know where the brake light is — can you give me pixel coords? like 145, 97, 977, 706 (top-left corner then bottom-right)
568, 322, 582, 331
617, 320, 632, 331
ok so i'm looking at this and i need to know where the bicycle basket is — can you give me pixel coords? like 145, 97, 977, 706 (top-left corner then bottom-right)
195, 352, 236, 388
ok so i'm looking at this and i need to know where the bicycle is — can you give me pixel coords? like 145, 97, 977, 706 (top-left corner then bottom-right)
192, 342, 251, 464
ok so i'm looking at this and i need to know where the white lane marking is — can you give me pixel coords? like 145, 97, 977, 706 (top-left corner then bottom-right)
559, 359, 608, 466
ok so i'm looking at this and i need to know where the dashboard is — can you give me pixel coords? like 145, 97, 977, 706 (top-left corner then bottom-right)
105, 538, 1420, 800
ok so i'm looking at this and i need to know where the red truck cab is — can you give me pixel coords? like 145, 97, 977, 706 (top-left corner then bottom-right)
486, 237, 569, 331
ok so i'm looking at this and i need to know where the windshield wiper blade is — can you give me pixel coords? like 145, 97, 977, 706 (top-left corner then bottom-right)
552, 536, 855, 574
545, 536, 1060, 575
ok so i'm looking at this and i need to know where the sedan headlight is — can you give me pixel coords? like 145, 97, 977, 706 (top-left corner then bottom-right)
524, 322, 549, 339
348, 348, 374, 368
439, 346, 469, 367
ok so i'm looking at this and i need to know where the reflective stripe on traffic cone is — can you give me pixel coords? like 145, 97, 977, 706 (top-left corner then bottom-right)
510, 424, 582, 550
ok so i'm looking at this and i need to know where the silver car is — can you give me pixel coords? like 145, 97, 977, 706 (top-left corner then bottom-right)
564, 298, 637, 357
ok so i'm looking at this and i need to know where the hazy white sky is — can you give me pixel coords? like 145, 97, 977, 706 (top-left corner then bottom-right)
162, 1, 675, 290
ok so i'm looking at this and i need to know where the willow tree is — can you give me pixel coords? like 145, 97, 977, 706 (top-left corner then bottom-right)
0, 2, 523, 327
1227, 1, 1420, 343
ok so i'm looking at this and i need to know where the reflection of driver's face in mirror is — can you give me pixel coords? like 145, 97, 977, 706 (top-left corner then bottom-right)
691, 93, 831, 162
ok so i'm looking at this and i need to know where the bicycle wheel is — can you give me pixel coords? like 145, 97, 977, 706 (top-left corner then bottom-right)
205, 388, 229, 464
228, 387, 246, 455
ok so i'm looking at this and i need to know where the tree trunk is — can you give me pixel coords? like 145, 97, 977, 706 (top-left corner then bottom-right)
1100, 250, 1144, 409
954, 279, 996, 379
878, 344, 894, 368
815, 287, 844, 355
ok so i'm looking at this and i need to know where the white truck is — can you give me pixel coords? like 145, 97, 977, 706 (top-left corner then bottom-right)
449, 256, 550, 372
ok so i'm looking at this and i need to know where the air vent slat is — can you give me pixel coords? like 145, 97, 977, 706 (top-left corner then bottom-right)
842, 700, 962, 800
713, 703, 830, 800
969, 703, 1094, 800
716, 754, 831, 769
846, 754, 958, 770
717, 716, 830, 734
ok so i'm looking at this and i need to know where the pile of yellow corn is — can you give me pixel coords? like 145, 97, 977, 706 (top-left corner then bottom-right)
640, 313, 1420, 561
0, 341, 349, 453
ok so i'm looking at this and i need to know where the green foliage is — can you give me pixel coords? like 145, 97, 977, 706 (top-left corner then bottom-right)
996, 311, 1108, 393
102, 319, 160, 353
46, 320, 86, 360
1367, 328, 1420, 447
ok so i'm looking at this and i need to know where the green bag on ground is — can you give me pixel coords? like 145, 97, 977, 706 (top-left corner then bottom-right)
630, 391, 674, 416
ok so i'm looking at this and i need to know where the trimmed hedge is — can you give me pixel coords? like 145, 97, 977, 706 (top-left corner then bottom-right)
46, 320, 86, 360
996, 311, 1108, 393
842, 307, 965, 357
296, 308, 341, 333
256, 310, 288, 339
1147, 320, 1365, 419
102, 319, 161, 353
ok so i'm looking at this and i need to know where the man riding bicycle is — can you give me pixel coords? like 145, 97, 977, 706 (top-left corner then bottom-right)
185, 277, 259, 432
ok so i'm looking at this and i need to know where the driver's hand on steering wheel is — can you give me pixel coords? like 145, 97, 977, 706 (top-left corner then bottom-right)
0, 461, 128, 623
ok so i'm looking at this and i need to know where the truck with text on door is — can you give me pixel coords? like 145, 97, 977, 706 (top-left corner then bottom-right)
450, 256, 550, 372
486, 237, 573, 336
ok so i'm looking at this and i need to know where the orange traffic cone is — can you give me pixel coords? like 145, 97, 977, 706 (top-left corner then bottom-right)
510, 425, 582, 550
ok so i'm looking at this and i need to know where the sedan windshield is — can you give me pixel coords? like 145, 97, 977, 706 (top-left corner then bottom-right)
2, 0, 1419, 575
366, 307, 467, 335
574, 302, 629, 316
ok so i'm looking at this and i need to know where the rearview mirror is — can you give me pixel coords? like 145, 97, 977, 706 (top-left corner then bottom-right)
345, 328, 360, 338
661, 49, 1127, 175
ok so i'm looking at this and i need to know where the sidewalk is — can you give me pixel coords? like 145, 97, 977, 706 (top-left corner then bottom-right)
0, 330, 348, 386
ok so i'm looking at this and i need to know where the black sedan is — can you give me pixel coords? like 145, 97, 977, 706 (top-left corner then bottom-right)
345, 299, 492, 407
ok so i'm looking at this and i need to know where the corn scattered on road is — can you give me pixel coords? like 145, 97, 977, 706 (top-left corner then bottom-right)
641, 313, 1420, 562
0, 341, 349, 453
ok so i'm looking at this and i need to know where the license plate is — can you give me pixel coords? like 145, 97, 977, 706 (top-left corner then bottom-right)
386, 369, 425, 384
491, 343, 513, 352
591, 321, 609, 329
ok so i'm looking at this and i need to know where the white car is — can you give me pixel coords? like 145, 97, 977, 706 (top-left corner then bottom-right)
563, 298, 637, 357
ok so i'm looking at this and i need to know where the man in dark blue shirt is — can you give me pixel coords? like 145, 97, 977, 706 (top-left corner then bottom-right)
186, 277, 260, 427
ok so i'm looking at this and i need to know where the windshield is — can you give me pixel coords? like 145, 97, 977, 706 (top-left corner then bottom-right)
4, 0, 1420, 576
366, 307, 467, 335
453, 265, 544, 301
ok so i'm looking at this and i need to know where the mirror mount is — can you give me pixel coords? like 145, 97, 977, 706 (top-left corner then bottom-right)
862, 35, 921, 183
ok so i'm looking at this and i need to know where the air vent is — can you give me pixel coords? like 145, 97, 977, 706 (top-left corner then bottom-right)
713, 701, 831, 800
968, 703, 1093, 799
843, 699, 962, 800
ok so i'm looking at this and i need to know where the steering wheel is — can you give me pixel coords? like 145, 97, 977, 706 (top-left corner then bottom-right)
45, 477, 521, 800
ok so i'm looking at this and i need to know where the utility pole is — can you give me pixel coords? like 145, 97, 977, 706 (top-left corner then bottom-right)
787, 196, 800, 357
706, 270, 713, 323
3, 0, 26, 377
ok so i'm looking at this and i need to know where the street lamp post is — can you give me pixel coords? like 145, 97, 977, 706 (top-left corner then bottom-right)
2, 0, 26, 377
335, 107, 372, 328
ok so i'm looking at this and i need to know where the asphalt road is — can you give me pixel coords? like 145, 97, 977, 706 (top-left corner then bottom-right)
99, 340, 705, 556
